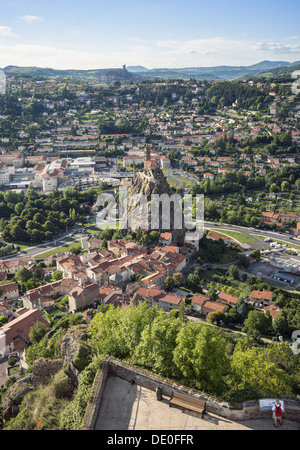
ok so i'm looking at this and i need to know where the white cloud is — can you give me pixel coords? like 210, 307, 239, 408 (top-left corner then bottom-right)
0, 39, 255, 69
0, 26, 16, 38
0, 36, 299, 70
286, 36, 300, 41
0, 43, 113, 70
254, 41, 300, 54
19, 15, 43, 24
150, 37, 255, 67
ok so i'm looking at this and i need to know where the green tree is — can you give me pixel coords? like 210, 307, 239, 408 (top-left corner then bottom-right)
173, 272, 184, 287
15, 267, 32, 284
90, 302, 158, 361
174, 324, 229, 395
11, 224, 27, 241
281, 181, 290, 192
29, 321, 49, 344
133, 310, 183, 378
272, 311, 287, 336
207, 311, 226, 326
165, 276, 175, 291
243, 310, 272, 340
229, 344, 293, 399
14, 202, 24, 215
52, 270, 63, 281
207, 284, 218, 302
236, 298, 248, 322
251, 249, 261, 260
228, 265, 239, 280
44, 220, 55, 233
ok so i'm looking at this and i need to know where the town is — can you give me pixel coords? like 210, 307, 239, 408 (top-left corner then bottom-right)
0, 65, 300, 430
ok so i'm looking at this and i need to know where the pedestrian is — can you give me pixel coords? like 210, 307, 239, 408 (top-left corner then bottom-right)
272, 399, 284, 428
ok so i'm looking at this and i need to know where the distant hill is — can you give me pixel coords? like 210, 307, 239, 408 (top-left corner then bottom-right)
132, 60, 300, 81
2, 61, 300, 82
2, 65, 143, 82
252, 63, 300, 79
127, 65, 149, 72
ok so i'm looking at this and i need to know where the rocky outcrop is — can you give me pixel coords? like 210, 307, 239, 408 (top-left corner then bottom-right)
60, 325, 92, 386
1, 326, 93, 423
31, 358, 64, 387
121, 164, 186, 244
1, 376, 34, 422
1, 357, 65, 423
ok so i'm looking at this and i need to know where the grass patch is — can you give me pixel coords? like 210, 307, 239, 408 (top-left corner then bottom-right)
4, 370, 71, 430
166, 177, 178, 188
87, 220, 120, 234
178, 177, 193, 188
167, 175, 193, 188
34, 240, 82, 259
207, 229, 256, 244
14, 241, 38, 250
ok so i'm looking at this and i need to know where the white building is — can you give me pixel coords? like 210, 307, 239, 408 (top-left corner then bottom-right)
0, 163, 15, 186
41, 159, 67, 192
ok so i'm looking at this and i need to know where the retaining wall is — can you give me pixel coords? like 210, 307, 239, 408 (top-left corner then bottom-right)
82, 356, 300, 429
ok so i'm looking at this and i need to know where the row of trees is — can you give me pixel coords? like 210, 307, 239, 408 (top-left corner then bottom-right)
0, 188, 97, 244
89, 302, 300, 401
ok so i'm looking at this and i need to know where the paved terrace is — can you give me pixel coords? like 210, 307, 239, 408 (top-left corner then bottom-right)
95, 376, 300, 431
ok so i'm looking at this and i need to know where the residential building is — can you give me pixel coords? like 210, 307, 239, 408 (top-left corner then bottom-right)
133, 286, 164, 306
156, 292, 183, 312
264, 304, 281, 322
159, 232, 172, 246
22, 279, 78, 310
191, 293, 209, 315
0, 301, 12, 318
207, 232, 232, 245
218, 292, 239, 307
99, 286, 123, 304
68, 283, 100, 312
0, 282, 19, 303
0, 309, 50, 356
201, 301, 227, 317
250, 290, 273, 308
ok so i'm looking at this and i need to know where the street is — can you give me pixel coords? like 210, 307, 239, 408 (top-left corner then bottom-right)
0, 224, 83, 261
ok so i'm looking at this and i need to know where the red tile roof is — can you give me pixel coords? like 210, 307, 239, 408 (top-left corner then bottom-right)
192, 293, 209, 305
251, 290, 272, 301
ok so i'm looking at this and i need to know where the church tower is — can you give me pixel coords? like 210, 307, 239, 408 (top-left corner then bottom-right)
145, 145, 151, 162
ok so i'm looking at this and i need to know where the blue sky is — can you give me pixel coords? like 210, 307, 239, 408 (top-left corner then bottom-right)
0, 0, 300, 69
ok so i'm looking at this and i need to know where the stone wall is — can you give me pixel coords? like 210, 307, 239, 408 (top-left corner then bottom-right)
82, 356, 300, 429
82, 358, 110, 430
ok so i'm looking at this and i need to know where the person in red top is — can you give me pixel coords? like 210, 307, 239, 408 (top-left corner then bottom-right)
272, 399, 284, 427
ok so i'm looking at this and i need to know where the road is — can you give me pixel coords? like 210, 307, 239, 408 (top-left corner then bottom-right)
0, 225, 83, 261
166, 168, 199, 189
2, 217, 300, 264
203, 220, 300, 255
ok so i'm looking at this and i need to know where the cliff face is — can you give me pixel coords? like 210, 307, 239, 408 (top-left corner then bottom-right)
1, 326, 92, 423
120, 164, 186, 244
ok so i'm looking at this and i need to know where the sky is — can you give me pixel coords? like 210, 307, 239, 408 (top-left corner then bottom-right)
0, 0, 300, 70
